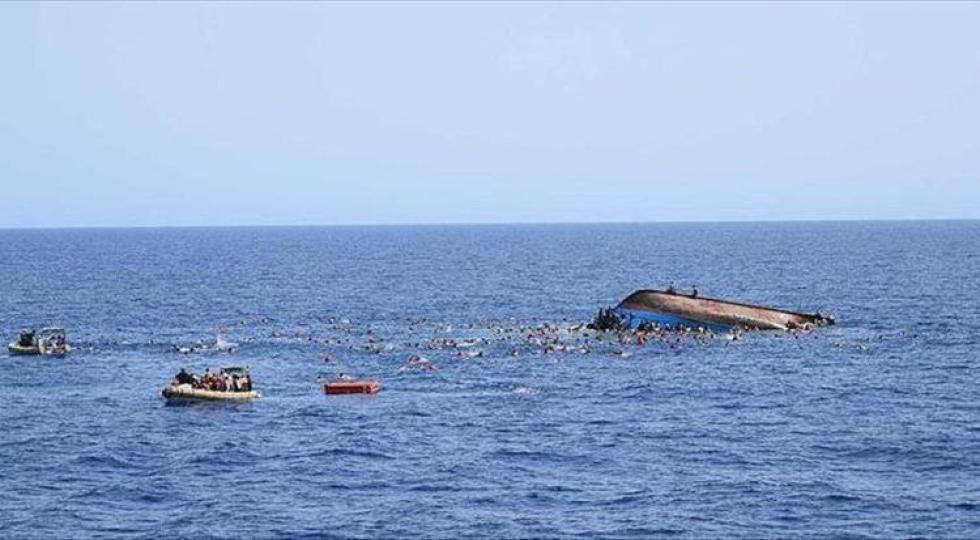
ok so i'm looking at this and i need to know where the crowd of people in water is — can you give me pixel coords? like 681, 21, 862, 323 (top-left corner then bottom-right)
171, 368, 253, 392
153, 281, 835, 393
168, 294, 766, 365
189, 311, 761, 363
159, 309, 828, 393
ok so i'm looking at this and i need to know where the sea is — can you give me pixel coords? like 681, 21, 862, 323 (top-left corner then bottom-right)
0, 221, 977, 538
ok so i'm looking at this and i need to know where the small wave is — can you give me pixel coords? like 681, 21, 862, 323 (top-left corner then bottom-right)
488, 448, 597, 467
70, 454, 141, 470
490, 448, 554, 460
405, 483, 465, 493
513, 385, 539, 397
68, 482, 177, 507
599, 489, 654, 506
822, 493, 862, 503
605, 527, 685, 536
313, 480, 392, 491
188, 448, 262, 466
301, 447, 395, 460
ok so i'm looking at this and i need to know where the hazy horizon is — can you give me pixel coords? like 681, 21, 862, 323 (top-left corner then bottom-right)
3, 216, 978, 232
2, 2, 978, 228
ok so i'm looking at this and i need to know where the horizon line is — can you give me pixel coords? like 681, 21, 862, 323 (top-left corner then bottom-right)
1, 216, 977, 232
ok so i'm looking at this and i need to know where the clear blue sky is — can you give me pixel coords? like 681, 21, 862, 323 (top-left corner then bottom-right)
1, 2, 978, 228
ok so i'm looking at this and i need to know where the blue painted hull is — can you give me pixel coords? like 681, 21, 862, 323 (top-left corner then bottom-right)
613, 306, 733, 332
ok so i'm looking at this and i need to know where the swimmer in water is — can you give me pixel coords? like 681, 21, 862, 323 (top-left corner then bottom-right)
399, 354, 438, 372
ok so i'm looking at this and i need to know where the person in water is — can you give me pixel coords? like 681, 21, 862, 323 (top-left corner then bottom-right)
400, 355, 438, 371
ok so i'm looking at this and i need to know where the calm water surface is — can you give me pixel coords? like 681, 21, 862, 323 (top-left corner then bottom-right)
1, 222, 978, 538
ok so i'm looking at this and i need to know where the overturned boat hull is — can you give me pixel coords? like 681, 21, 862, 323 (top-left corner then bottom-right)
613, 289, 832, 331
161, 384, 259, 401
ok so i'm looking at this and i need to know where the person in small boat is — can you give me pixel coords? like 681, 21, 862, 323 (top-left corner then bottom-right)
18, 330, 35, 347
200, 369, 217, 390
175, 368, 195, 386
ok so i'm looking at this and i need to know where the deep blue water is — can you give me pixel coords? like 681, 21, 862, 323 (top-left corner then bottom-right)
1, 222, 978, 538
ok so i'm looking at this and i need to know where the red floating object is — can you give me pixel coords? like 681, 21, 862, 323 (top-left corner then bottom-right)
325, 379, 381, 395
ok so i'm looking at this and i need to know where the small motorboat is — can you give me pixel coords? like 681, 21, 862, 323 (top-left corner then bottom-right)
325, 377, 381, 395
37, 327, 72, 356
8, 327, 71, 356
161, 366, 259, 401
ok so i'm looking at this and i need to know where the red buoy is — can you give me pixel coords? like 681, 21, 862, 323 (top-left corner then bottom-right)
324, 379, 381, 395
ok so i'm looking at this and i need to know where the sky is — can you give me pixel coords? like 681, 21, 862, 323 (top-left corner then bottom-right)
1, 2, 978, 228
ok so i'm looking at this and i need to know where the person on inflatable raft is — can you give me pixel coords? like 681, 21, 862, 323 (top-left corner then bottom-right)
171, 368, 253, 392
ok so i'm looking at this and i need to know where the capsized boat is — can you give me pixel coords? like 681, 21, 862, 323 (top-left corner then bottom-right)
608, 289, 834, 331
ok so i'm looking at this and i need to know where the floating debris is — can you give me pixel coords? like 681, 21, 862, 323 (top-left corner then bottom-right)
325, 376, 381, 395
173, 331, 239, 355
215, 332, 238, 352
